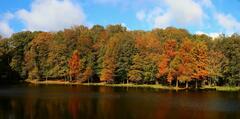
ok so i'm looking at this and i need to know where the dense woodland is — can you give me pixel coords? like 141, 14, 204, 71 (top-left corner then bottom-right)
0, 25, 240, 88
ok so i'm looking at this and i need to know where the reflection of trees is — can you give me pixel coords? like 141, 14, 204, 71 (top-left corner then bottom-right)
0, 86, 238, 119
153, 91, 174, 119
0, 86, 78, 119
0, 97, 69, 119
97, 86, 117, 119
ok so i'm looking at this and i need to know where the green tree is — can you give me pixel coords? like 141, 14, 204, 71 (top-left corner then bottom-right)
6, 32, 37, 79
218, 34, 240, 86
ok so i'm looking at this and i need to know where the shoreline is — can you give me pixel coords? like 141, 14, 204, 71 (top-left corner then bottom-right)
25, 80, 240, 91
25, 80, 186, 90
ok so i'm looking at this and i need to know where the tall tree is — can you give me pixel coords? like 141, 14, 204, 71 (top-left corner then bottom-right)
157, 39, 177, 85
191, 42, 209, 88
128, 54, 144, 83
68, 50, 80, 81
100, 57, 116, 82
8, 31, 37, 79
172, 39, 194, 88
24, 32, 53, 80
218, 34, 240, 85
207, 50, 228, 86
47, 32, 69, 79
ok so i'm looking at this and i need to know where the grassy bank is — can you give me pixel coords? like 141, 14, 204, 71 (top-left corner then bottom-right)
25, 80, 240, 91
25, 80, 185, 90
201, 86, 240, 91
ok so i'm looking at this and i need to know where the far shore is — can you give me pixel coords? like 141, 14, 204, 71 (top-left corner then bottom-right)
25, 79, 185, 90
25, 79, 240, 91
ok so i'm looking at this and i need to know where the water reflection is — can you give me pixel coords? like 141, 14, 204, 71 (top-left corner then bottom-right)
0, 85, 239, 119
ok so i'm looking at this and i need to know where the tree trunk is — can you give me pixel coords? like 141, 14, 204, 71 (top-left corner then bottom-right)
70, 75, 72, 82
186, 81, 188, 88
176, 80, 178, 88
127, 79, 129, 84
209, 78, 211, 87
64, 76, 67, 84
195, 80, 198, 89
155, 80, 159, 85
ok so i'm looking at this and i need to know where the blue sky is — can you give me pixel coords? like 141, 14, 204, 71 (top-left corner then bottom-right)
0, 0, 240, 38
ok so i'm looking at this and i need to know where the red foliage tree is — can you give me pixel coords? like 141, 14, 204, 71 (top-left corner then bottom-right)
157, 39, 177, 85
68, 50, 80, 81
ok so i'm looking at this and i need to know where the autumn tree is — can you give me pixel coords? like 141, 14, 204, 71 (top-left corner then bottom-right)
191, 42, 209, 88
152, 27, 191, 43
133, 32, 160, 84
207, 50, 228, 86
7, 31, 37, 79
81, 66, 94, 83
24, 32, 53, 80
172, 39, 194, 88
100, 36, 118, 82
47, 32, 69, 79
156, 55, 169, 84
157, 39, 177, 85
115, 33, 136, 83
128, 54, 144, 83
100, 57, 116, 82
106, 24, 127, 37
68, 50, 80, 81
1, 24, 240, 87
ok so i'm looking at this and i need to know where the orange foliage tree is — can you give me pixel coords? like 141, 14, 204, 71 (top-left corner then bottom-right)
157, 39, 177, 85
173, 39, 194, 88
68, 50, 80, 81
191, 42, 209, 88
100, 57, 116, 82
81, 66, 93, 83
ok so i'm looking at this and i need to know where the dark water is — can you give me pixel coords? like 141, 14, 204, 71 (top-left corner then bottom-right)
0, 84, 239, 119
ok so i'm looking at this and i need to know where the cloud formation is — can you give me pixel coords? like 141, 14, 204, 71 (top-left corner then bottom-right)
136, 10, 146, 21
93, 0, 120, 4
215, 13, 240, 33
0, 13, 14, 37
137, 0, 205, 28
196, 31, 220, 39
200, 0, 213, 8
17, 0, 86, 32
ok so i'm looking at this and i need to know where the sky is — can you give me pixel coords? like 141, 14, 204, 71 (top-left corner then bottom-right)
0, 0, 240, 38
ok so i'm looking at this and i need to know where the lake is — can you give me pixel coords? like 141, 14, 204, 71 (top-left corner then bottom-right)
0, 84, 239, 119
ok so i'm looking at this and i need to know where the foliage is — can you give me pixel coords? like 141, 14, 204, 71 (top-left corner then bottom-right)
0, 25, 239, 88
68, 50, 80, 80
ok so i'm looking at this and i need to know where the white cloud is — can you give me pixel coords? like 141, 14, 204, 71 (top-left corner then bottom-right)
196, 31, 220, 39
199, 0, 213, 8
215, 13, 240, 33
136, 0, 205, 28
0, 13, 14, 37
93, 0, 120, 4
154, 12, 171, 28
165, 0, 204, 25
120, 22, 131, 30
17, 0, 86, 32
136, 10, 146, 21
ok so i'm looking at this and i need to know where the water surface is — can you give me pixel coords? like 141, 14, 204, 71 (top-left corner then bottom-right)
0, 84, 239, 119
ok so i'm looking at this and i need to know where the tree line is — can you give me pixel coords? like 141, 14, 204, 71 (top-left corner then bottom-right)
0, 25, 239, 88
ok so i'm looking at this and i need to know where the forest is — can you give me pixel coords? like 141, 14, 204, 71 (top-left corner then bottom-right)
0, 24, 240, 88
